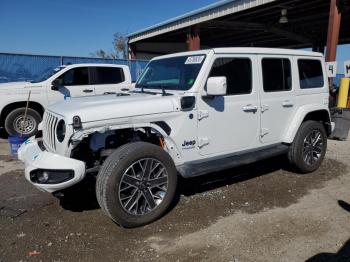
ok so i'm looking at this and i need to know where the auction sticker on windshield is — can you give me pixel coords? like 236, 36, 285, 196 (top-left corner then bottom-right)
185, 56, 205, 64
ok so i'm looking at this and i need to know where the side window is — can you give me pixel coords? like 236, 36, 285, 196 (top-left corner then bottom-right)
95, 67, 125, 85
262, 58, 292, 92
60, 67, 89, 86
209, 58, 252, 95
298, 59, 324, 89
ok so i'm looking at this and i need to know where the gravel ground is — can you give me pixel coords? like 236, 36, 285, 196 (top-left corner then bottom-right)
0, 136, 350, 262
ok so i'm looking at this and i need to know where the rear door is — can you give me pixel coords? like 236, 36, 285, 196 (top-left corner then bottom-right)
92, 66, 128, 95
258, 56, 296, 144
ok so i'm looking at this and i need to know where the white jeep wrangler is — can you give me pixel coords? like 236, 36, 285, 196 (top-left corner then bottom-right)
0, 64, 132, 136
18, 48, 333, 227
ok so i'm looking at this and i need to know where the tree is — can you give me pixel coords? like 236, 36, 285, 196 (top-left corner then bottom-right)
113, 32, 128, 59
91, 32, 128, 59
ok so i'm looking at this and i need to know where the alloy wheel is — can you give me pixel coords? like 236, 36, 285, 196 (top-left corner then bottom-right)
119, 158, 168, 215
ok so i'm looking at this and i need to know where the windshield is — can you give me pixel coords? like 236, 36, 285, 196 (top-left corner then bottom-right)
30, 66, 65, 83
136, 55, 206, 91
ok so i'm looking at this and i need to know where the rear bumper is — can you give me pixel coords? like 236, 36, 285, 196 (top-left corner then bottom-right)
17, 137, 85, 193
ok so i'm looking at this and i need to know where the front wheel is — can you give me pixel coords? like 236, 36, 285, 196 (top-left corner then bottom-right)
288, 120, 327, 173
4, 108, 42, 137
96, 142, 177, 228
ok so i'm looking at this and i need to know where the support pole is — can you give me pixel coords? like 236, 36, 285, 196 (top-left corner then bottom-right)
325, 0, 341, 62
187, 26, 200, 51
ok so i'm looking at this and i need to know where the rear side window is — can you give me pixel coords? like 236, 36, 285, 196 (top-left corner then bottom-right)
61, 67, 89, 86
209, 58, 252, 95
262, 58, 292, 92
298, 59, 324, 89
94, 67, 124, 84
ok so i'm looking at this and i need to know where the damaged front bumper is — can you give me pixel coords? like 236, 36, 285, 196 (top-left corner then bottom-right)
17, 137, 86, 193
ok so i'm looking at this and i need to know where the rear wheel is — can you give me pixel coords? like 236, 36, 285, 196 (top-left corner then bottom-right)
288, 120, 327, 173
96, 142, 177, 228
4, 108, 42, 137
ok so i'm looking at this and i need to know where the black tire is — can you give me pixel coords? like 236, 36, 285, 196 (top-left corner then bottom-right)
4, 108, 42, 137
288, 120, 327, 173
96, 142, 177, 228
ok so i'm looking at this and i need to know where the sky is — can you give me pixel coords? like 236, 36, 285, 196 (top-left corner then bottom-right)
0, 0, 349, 73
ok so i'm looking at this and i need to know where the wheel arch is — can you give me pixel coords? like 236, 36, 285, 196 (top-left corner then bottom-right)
0, 101, 45, 126
70, 122, 182, 165
282, 105, 331, 144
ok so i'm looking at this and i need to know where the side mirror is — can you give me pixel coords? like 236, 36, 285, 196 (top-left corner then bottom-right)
206, 77, 227, 96
51, 79, 63, 91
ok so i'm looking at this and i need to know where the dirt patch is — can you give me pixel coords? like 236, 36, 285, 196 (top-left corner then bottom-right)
0, 142, 349, 261
0, 155, 16, 162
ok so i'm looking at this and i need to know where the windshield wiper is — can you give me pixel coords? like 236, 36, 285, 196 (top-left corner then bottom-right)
134, 84, 173, 96
131, 90, 158, 95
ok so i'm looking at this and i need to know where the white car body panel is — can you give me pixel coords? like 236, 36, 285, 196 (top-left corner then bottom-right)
18, 48, 331, 193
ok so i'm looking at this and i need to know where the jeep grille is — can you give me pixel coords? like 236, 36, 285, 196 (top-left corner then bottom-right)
43, 111, 59, 152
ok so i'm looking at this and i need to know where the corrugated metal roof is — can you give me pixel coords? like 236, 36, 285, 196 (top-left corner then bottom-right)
128, 0, 277, 43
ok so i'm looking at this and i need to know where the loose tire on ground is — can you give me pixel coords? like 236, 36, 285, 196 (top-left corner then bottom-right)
96, 142, 177, 228
288, 120, 327, 173
4, 108, 42, 137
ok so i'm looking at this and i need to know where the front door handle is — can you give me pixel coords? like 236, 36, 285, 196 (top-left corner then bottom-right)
282, 100, 294, 107
83, 89, 93, 93
242, 104, 258, 112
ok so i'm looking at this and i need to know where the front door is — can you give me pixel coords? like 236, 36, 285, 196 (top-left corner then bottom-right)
47, 66, 95, 103
258, 56, 296, 144
197, 55, 260, 156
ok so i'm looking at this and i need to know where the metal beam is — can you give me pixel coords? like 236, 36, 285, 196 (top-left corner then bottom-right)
205, 20, 311, 44
187, 26, 201, 51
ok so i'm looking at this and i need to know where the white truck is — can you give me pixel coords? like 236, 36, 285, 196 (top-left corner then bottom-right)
18, 48, 333, 227
0, 64, 132, 137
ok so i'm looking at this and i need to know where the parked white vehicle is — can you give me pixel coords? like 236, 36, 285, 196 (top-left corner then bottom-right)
0, 64, 132, 136
18, 48, 333, 227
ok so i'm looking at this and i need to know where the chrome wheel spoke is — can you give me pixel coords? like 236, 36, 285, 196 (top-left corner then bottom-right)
142, 159, 153, 180
122, 174, 140, 187
125, 190, 141, 211
149, 176, 167, 187
142, 189, 156, 209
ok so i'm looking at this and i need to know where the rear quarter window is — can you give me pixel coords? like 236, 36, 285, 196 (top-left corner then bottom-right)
298, 59, 324, 89
95, 67, 125, 84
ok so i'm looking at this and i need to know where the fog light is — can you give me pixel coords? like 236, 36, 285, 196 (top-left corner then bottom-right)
37, 171, 49, 183
30, 169, 74, 184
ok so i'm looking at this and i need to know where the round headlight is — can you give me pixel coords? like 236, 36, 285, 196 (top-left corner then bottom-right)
56, 120, 66, 142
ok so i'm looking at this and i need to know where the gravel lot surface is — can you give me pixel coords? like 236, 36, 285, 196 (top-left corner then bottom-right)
0, 135, 350, 262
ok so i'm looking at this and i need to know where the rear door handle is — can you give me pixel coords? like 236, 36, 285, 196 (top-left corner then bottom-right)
282, 100, 294, 107
242, 104, 258, 112
83, 89, 93, 93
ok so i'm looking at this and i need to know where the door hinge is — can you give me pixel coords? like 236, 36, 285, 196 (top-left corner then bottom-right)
198, 110, 209, 120
261, 104, 269, 113
260, 128, 269, 137
198, 137, 209, 148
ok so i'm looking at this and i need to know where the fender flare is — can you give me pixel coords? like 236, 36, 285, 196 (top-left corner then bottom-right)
282, 104, 331, 144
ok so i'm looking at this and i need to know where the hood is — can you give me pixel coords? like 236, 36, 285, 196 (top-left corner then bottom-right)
48, 92, 178, 123
0, 81, 40, 91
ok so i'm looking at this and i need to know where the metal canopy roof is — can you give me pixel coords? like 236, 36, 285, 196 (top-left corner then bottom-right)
128, 0, 350, 59
128, 0, 275, 43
